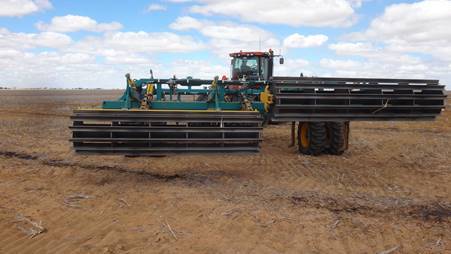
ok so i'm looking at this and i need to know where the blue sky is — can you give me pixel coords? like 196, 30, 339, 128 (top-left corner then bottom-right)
0, 0, 450, 88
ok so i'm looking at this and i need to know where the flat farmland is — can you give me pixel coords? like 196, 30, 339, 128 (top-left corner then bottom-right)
0, 89, 450, 253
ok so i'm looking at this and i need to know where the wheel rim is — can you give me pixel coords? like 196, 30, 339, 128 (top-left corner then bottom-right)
300, 123, 310, 148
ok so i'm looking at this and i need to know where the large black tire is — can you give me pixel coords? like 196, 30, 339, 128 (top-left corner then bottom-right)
297, 122, 327, 156
326, 122, 349, 155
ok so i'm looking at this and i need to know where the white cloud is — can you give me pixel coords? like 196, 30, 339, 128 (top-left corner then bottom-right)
283, 33, 328, 48
146, 4, 167, 12
0, 28, 72, 49
167, 0, 193, 2
327, 0, 451, 87
0, 50, 104, 88
62, 31, 204, 63
35, 51, 95, 64
169, 16, 205, 30
166, 60, 228, 79
322, 41, 451, 84
187, 0, 358, 27
101, 31, 204, 53
318, 57, 439, 80
32, 28, 204, 68
275, 58, 311, 76
326, 41, 451, 88
328, 42, 389, 61
170, 16, 279, 56
0, 48, 23, 58
0, 49, 227, 88
347, 0, 366, 8
347, 0, 451, 61
364, 0, 451, 42
99, 49, 151, 64
328, 42, 424, 65
329, 42, 374, 55
320, 58, 361, 70
36, 15, 122, 33
0, 0, 52, 17
0, 24, 207, 88
170, 16, 272, 42
34, 32, 73, 48
209, 37, 280, 58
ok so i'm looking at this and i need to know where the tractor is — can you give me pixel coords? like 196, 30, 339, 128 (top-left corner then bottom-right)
70, 50, 446, 155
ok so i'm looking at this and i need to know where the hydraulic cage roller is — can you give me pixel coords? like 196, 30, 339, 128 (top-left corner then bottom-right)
270, 76, 446, 122
70, 109, 263, 154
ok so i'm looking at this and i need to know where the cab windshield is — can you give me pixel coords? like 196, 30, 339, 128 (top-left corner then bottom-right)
231, 56, 260, 80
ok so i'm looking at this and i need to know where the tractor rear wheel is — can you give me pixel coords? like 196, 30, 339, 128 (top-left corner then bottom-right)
297, 122, 327, 156
326, 122, 349, 155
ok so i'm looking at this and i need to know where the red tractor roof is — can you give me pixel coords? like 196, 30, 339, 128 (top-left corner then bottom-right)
229, 50, 274, 58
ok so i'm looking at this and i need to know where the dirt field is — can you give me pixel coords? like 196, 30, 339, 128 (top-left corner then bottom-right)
0, 89, 450, 254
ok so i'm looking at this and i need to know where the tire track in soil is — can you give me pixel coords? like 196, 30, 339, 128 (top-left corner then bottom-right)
289, 192, 451, 223
0, 109, 71, 118
355, 126, 451, 136
5, 149, 449, 223
0, 150, 212, 185
1, 149, 450, 254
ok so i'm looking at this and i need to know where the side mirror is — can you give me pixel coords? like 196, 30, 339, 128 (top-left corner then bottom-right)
279, 57, 284, 65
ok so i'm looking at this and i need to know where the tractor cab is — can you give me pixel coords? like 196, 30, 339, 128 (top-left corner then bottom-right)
229, 50, 282, 81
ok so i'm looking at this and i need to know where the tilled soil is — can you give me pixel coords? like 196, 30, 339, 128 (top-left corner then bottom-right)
0, 89, 450, 254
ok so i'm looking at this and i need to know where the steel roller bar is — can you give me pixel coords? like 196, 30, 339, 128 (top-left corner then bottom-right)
70, 110, 263, 154
270, 76, 446, 122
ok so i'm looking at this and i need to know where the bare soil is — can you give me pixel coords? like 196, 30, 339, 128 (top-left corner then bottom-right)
0, 89, 450, 254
